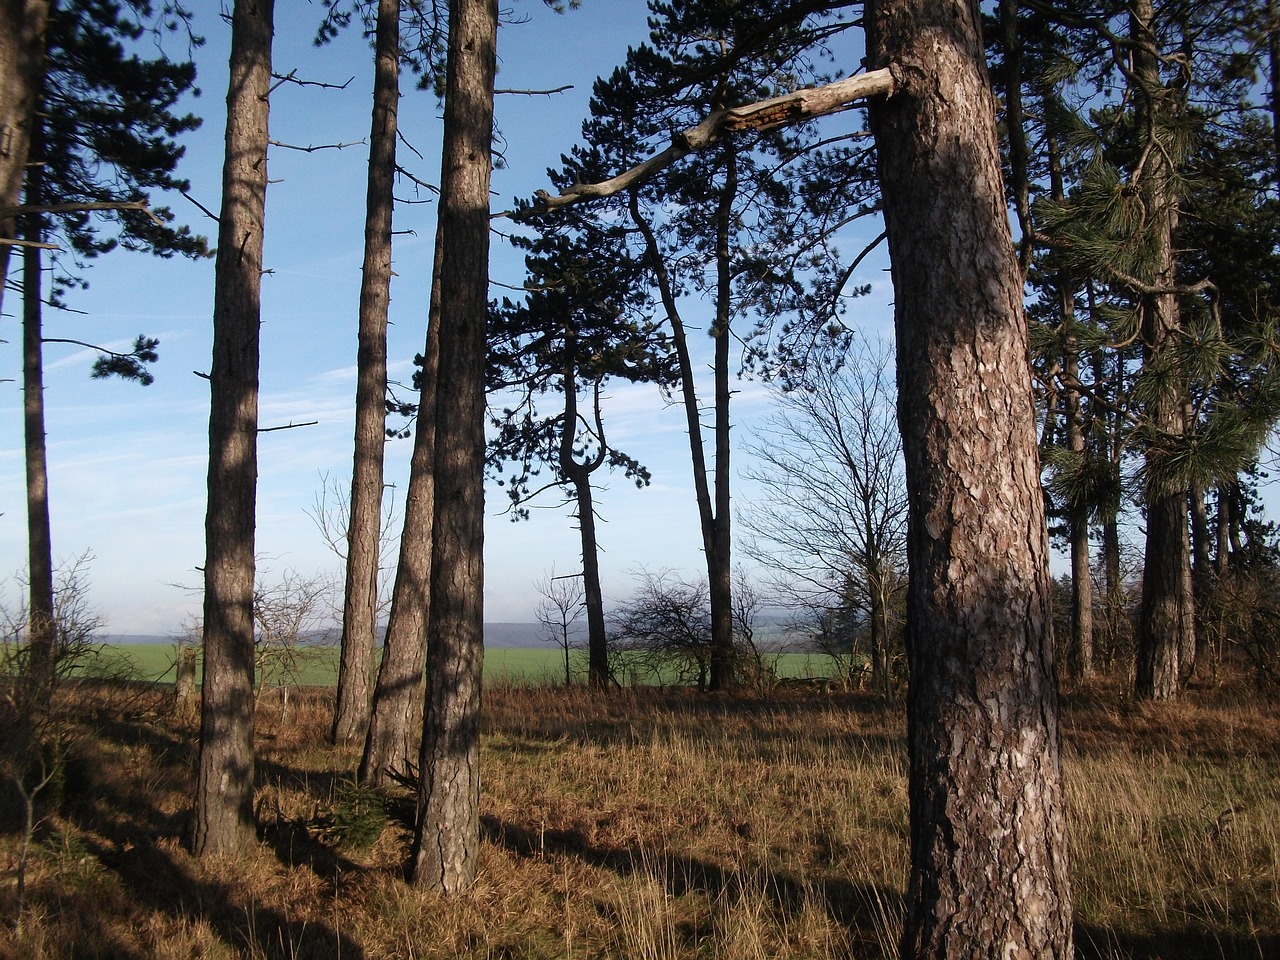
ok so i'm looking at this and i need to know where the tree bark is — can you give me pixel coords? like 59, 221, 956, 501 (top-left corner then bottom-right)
332, 0, 401, 748
1065, 320, 1094, 680
192, 0, 273, 859
408, 0, 495, 893
1049, 128, 1094, 682
557, 333, 610, 689
0, 0, 51, 318
707, 139, 736, 692
1133, 0, 1192, 702
359, 228, 441, 787
631, 194, 734, 690
21, 128, 54, 711
1214, 482, 1231, 574
865, 0, 1072, 956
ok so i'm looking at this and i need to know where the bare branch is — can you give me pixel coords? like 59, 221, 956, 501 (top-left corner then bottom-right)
181, 191, 220, 222
495, 84, 573, 96
258, 420, 319, 433
269, 138, 365, 153
0, 238, 60, 250
0, 200, 164, 225
504, 68, 897, 220
267, 70, 355, 96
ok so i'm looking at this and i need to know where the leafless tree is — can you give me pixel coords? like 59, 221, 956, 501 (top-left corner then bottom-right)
252, 569, 333, 723
741, 341, 907, 702
534, 570, 586, 686
609, 569, 714, 690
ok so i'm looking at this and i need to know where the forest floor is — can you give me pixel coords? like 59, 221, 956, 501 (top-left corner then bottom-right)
0, 675, 1277, 959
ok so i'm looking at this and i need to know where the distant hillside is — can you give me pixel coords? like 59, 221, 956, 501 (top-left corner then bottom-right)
105, 618, 804, 652
105, 623, 560, 650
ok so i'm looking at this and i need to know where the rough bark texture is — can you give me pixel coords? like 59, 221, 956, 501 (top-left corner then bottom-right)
193, 0, 273, 859
0, 0, 51, 317
408, 0, 495, 893
1133, 0, 1192, 702
359, 229, 441, 786
332, 0, 401, 748
865, 1, 1073, 957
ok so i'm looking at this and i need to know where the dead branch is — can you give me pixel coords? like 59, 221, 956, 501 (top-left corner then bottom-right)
181, 191, 220, 222
268, 69, 354, 96
0, 200, 164, 225
504, 68, 897, 220
495, 85, 573, 96
0, 237, 60, 250
259, 420, 319, 433
269, 139, 365, 153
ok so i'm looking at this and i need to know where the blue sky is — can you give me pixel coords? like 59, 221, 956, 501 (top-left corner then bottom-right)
0, 1, 896, 635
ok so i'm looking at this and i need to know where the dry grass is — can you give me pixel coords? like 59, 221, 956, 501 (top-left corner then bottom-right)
0, 677, 1276, 959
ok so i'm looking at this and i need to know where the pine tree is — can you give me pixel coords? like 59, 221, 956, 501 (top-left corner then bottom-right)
533, 0, 867, 690
19, 0, 203, 710
488, 212, 673, 689
193, 0, 273, 859
406, 0, 496, 893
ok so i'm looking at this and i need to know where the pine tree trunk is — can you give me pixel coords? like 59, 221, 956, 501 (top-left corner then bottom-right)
193, 0, 273, 859
21, 148, 55, 712
1065, 328, 1094, 680
557, 346, 609, 690
576, 474, 610, 688
359, 230, 442, 787
1269, 0, 1280, 186
1188, 479, 1211, 674
1102, 512, 1124, 669
0, 0, 51, 318
332, 0, 400, 748
866, 1, 1072, 955
408, 0, 495, 894
707, 140, 736, 691
1133, 0, 1193, 702
1214, 482, 1231, 574
631, 168, 734, 692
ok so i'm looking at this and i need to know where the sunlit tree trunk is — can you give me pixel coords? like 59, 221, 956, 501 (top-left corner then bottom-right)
332, 0, 401, 747
1133, 0, 1192, 702
193, 0, 273, 859
866, 0, 1072, 955
408, 0, 496, 893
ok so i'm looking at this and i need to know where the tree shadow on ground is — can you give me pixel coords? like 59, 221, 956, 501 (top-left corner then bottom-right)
1075, 921, 1280, 960
482, 813, 903, 956
52, 717, 364, 959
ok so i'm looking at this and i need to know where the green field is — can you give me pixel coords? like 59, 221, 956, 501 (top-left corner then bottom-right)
86, 642, 842, 688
